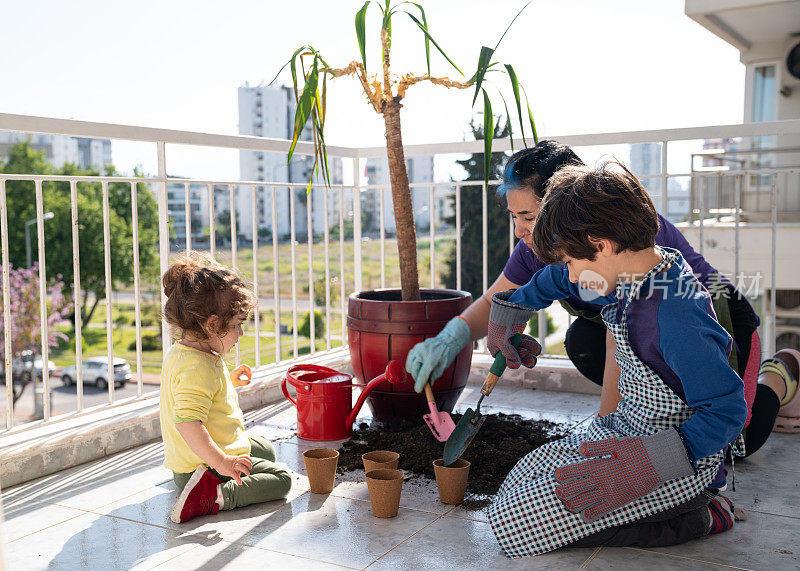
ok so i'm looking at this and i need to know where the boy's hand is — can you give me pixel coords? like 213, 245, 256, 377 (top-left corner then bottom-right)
488, 290, 539, 369
214, 454, 253, 485
231, 364, 252, 387
553, 428, 694, 522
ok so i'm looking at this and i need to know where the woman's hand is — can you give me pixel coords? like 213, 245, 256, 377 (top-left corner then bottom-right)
213, 454, 253, 485
406, 317, 471, 393
231, 364, 252, 387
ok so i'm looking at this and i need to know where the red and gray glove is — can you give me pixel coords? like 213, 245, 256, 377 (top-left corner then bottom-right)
488, 290, 542, 369
553, 428, 695, 522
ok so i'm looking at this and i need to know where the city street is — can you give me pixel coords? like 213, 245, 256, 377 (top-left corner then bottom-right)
3, 376, 158, 425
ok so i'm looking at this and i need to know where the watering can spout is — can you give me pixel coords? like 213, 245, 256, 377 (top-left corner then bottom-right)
346, 360, 406, 427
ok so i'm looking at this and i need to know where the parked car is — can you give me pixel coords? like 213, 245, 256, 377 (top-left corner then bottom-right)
60, 357, 132, 390
0, 350, 56, 385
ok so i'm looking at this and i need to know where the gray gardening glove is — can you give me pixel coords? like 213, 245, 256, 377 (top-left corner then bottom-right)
554, 428, 695, 522
488, 290, 542, 369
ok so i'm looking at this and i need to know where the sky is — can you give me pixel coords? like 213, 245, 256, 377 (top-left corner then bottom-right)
0, 0, 745, 181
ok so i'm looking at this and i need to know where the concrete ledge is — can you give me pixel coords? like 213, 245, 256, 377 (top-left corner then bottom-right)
0, 349, 351, 489
466, 354, 601, 395
0, 349, 590, 488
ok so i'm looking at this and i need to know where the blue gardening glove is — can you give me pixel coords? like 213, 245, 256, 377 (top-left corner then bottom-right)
488, 290, 542, 369
554, 428, 694, 522
406, 316, 471, 393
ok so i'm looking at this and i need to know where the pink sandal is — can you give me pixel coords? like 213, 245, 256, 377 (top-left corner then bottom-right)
763, 348, 800, 433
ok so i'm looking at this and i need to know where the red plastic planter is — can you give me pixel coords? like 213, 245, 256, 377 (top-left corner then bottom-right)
347, 288, 473, 421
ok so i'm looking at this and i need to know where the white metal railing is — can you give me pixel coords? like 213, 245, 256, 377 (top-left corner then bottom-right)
1, 112, 799, 433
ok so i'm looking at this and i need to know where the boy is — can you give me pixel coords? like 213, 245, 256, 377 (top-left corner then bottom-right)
486, 162, 746, 557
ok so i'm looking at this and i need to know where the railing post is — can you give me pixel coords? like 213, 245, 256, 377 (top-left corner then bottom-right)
252, 185, 261, 368
157, 142, 170, 350
34, 180, 50, 420
1, 180, 13, 429
129, 181, 143, 397
353, 157, 363, 293
430, 184, 435, 289
482, 182, 488, 293
101, 181, 114, 404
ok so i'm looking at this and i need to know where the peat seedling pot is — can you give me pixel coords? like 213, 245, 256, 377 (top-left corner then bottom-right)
303, 448, 339, 494
362, 450, 400, 472
365, 468, 404, 518
433, 458, 470, 505
347, 288, 473, 421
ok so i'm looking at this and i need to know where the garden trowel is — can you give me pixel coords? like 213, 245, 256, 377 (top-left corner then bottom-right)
442, 334, 521, 466
422, 382, 457, 441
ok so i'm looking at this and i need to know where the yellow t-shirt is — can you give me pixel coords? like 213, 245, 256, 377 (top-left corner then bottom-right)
159, 342, 250, 473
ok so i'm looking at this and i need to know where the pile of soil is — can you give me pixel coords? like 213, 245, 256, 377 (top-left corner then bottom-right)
337, 412, 567, 504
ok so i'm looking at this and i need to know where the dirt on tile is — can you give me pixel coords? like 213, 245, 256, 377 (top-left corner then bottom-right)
337, 413, 567, 508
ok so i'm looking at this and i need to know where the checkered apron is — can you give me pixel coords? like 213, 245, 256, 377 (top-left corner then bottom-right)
488, 248, 723, 558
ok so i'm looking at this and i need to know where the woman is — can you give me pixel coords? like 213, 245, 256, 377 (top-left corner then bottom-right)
405, 140, 799, 456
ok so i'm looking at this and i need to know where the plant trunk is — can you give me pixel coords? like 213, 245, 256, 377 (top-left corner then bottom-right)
383, 98, 420, 301
83, 296, 101, 325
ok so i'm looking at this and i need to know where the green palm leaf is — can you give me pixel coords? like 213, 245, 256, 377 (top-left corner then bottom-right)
288, 56, 319, 163
521, 85, 538, 144
500, 94, 514, 153
482, 88, 494, 185
471, 46, 494, 105
355, 1, 371, 74
404, 12, 462, 75
505, 64, 526, 147
493, 0, 535, 51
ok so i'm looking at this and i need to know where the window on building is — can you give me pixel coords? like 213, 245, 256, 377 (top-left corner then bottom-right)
751, 64, 777, 186
752, 65, 776, 123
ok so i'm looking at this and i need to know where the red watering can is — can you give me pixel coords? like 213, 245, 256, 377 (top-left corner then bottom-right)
281, 360, 406, 441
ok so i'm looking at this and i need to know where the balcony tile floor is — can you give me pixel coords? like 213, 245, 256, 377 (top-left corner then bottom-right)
2, 385, 798, 570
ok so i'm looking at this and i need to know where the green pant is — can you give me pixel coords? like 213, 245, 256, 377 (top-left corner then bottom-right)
173, 435, 292, 510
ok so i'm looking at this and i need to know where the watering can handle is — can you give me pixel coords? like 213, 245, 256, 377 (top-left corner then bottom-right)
281, 375, 297, 408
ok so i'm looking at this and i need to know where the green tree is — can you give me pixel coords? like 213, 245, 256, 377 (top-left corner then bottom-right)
442, 118, 513, 301
0, 142, 160, 324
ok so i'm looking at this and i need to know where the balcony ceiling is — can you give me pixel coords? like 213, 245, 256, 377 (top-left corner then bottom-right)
686, 0, 800, 51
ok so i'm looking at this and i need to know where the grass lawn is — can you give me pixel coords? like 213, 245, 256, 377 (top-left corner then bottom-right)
51, 308, 347, 375
125, 234, 459, 303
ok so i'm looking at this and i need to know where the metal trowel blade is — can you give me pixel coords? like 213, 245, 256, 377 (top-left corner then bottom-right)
442, 407, 486, 466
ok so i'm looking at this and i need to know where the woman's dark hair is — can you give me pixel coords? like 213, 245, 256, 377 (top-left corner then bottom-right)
531, 162, 660, 264
162, 251, 256, 340
498, 140, 584, 199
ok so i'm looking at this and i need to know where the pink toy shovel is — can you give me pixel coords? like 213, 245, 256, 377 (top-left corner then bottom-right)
422, 383, 456, 442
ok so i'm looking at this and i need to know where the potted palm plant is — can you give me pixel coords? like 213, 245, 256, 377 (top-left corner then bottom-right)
278, 0, 538, 420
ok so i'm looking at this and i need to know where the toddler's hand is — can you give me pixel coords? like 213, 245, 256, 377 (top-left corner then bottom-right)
214, 454, 252, 485
231, 364, 252, 387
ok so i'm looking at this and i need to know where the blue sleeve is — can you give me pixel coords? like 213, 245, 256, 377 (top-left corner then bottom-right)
508, 264, 616, 311
657, 294, 747, 462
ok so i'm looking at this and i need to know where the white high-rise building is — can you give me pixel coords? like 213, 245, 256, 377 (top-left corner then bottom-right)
0, 132, 112, 171
238, 84, 342, 240
364, 156, 445, 234
629, 142, 662, 195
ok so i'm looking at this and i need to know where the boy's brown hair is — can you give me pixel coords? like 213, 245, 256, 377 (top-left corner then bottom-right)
162, 252, 256, 340
532, 161, 659, 264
